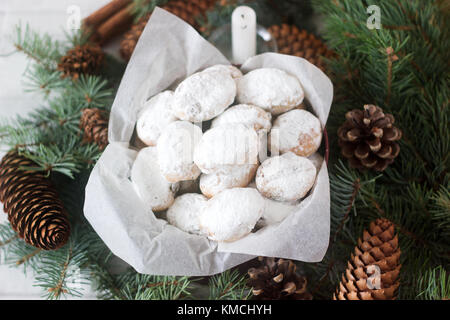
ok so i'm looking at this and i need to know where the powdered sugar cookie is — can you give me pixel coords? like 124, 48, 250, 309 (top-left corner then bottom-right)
131, 147, 175, 212
256, 152, 316, 202
199, 164, 258, 198
194, 124, 259, 174
157, 121, 202, 182
200, 188, 265, 242
270, 109, 322, 157
211, 104, 272, 132
172, 70, 236, 122
203, 64, 243, 79
236, 68, 304, 115
166, 193, 208, 236
136, 91, 178, 146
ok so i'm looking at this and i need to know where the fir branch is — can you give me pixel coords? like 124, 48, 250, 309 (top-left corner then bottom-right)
111, 271, 193, 300
208, 269, 252, 300
69, 75, 114, 110
16, 249, 42, 266
22, 63, 68, 97
430, 186, 450, 237
417, 266, 450, 300
34, 228, 91, 300
13, 23, 62, 70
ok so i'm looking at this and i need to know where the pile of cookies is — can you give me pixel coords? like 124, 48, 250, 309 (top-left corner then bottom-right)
131, 65, 323, 242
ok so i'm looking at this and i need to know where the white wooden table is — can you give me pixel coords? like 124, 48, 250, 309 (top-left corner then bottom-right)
0, 0, 120, 300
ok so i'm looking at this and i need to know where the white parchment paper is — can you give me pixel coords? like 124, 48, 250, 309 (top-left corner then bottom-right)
84, 7, 333, 276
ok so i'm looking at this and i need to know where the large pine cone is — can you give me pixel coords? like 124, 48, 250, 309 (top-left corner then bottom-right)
58, 43, 105, 80
0, 152, 70, 250
120, 0, 216, 60
248, 257, 312, 300
268, 24, 334, 72
80, 108, 109, 150
338, 104, 402, 172
334, 218, 401, 300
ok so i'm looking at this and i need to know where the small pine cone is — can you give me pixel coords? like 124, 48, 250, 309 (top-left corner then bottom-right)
58, 43, 105, 80
338, 104, 402, 172
0, 152, 70, 250
120, 0, 216, 61
248, 257, 313, 300
80, 108, 109, 150
334, 218, 401, 300
268, 24, 334, 72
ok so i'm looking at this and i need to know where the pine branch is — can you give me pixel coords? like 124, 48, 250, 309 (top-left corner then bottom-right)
208, 269, 252, 300
417, 266, 449, 300
34, 226, 91, 300
13, 24, 62, 70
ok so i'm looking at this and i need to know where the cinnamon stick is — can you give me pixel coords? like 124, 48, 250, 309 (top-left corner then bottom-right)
83, 0, 132, 28
94, 3, 135, 45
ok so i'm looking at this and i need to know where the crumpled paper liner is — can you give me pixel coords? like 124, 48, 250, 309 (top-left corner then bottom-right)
84, 8, 333, 276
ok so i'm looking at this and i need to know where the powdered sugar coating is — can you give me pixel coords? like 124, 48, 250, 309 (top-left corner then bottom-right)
211, 104, 272, 132
136, 91, 178, 146
166, 193, 208, 236
172, 70, 236, 122
199, 164, 258, 198
157, 121, 203, 182
200, 188, 265, 242
236, 68, 304, 115
194, 124, 259, 174
131, 147, 175, 212
256, 152, 316, 202
202, 64, 243, 79
270, 109, 322, 157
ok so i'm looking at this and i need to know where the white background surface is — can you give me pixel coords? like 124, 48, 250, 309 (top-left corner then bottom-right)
0, 0, 117, 300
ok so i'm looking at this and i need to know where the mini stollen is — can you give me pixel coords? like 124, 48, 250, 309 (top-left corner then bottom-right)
131, 147, 175, 212
166, 193, 208, 236
256, 152, 317, 202
194, 124, 259, 174
200, 188, 265, 242
270, 109, 322, 157
236, 68, 304, 115
199, 164, 258, 198
136, 90, 178, 146
157, 121, 203, 182
84, 8, 333, 276
172, 69, 236, 122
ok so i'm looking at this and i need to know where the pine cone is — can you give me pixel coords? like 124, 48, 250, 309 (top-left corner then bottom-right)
0, 151, 70, 250
268, 24, 334, 72
120, 0, 216, 61
338, 104, 402, 172
248, 257, 312, 300
80, 108, 109, 150
58, 43, 105, 80
334, 218, 401, 300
